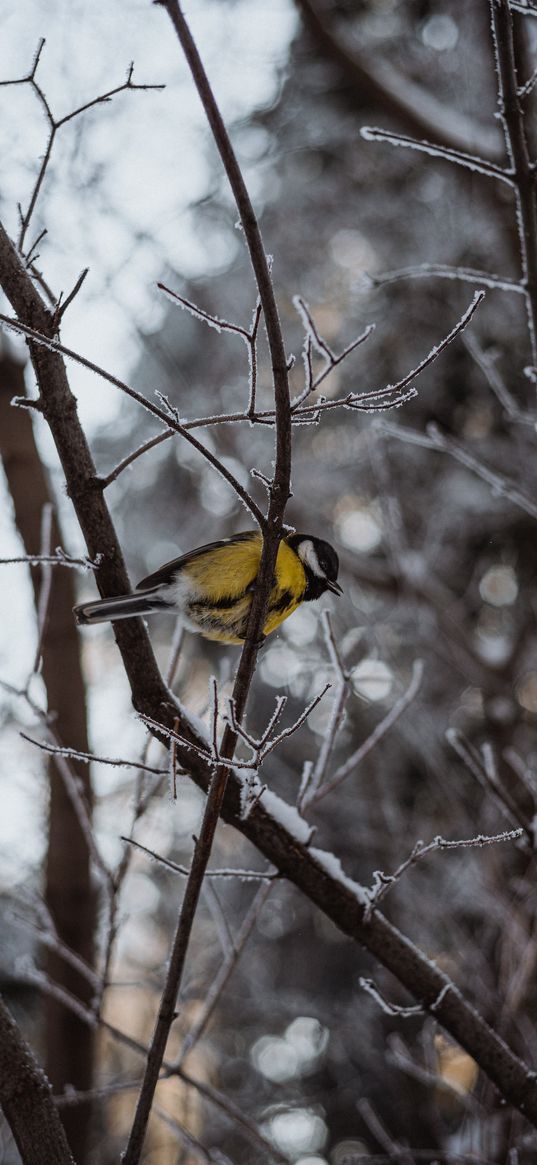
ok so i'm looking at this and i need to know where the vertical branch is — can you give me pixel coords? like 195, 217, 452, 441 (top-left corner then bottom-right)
122, 7, 293, 1163
491, 0, 537, 364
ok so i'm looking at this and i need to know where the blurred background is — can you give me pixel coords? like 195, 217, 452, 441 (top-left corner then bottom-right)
2, 0, 537, 1162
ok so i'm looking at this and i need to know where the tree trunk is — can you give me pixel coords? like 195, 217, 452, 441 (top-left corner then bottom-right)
0, 349, 96, 1163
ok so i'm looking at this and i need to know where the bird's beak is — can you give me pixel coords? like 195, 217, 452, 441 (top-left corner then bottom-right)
326, 580, 343, 596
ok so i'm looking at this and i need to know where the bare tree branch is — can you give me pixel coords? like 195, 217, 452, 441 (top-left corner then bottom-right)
0, 994, 75, 1165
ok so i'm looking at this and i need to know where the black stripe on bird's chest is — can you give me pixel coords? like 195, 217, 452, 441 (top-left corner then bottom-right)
269, 587, 294, 613
190, 583, 297, 614
190, 592, 244, 611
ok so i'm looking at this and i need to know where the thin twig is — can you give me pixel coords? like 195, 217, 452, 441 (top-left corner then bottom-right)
122, 5, 293, 1159
54, 267, 89, 323
121, 836, 276, 881
31, 502, 53, 675
157, 283, 263, 421
0, 290, 483, 462
463, 329, 531, 421
0, 311, 265, 525
364, 827, 524, 919
174, 880, 273, 1066
360, 126, 512, 184
0, 549, 101, 570
447, 729, 533, 840
366, 262, 525, 295
5, 45, 164, 253
20, 733, 166, 776
9, 909, 101, 991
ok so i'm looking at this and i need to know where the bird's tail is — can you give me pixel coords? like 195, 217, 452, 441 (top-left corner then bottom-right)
73, 589, 167, 625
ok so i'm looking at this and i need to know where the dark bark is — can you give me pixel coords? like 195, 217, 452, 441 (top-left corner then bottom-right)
0, 994, 75, 1165
0, 350, 96, 1163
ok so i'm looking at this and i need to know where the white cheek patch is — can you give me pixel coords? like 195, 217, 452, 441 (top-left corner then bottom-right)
297, 539, 323, 577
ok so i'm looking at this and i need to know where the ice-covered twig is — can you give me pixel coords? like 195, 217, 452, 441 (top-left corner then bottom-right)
379, 420, 537, 521
359, 977, 424, 1017
142, 682, 329, 775
366, 261, 525, 295
0, 548, 102, 571
209, 676, 220, 762
19, 733, 166, 776
292, 295, 374, 409
360, 126, 512, 184
155, 390, 265, 525
291, 290, 485, 420
158, 283, 262, 418
257, 683, 331, 762
363, 827, 524, 920
121, 836, 276, 881
100, 429, 175, 487
0, 311, 266, 527
225, 692, 288, 752
313, 660, 424, 804
0, 291, 482, 448
511, 1, 537, 15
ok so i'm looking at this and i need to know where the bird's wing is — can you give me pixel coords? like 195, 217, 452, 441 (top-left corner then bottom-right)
136, 531, 260, 594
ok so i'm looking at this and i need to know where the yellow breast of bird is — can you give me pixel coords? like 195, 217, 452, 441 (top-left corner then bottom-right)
183, 535, 307, 643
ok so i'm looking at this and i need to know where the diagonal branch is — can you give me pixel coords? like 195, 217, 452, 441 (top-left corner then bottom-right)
0, 995, 75, 1165
360, 126, 513, 184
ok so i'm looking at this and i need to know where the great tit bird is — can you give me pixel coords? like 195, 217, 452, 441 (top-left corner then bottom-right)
73, 530, 342, 644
